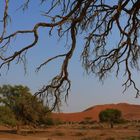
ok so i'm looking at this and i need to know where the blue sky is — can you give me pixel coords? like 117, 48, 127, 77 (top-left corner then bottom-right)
0, 1, 140, 112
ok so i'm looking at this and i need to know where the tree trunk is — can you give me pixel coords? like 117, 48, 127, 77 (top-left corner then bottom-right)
110, 121, 114, 128
16, 123, 21, 134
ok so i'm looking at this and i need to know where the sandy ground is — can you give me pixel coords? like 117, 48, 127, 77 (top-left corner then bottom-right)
0, 123, 140, 140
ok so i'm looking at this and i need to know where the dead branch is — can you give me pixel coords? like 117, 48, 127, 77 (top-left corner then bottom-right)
1, 0, 140, 110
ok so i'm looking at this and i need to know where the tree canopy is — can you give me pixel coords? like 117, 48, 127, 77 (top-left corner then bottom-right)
99, 108, 122, 128
0, 0, 140, 110
0, 85, 50, 126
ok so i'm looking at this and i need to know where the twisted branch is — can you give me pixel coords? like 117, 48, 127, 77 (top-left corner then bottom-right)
1, 0, 140, 110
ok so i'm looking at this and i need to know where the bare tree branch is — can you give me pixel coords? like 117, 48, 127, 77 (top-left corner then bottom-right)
1, 0, 140, 110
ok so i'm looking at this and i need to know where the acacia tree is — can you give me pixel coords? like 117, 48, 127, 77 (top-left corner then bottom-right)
0, 0, 140, 110
99, 109, 122, 128
0, 85, 50, 133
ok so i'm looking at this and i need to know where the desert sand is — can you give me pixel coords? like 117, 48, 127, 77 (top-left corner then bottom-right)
53, 103, 140, 122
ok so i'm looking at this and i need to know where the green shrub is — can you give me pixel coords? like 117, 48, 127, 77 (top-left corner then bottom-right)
0, 85, 52, 128
45, 118, 54, 125
0, 106, 17, 126
99, 109, 122, 128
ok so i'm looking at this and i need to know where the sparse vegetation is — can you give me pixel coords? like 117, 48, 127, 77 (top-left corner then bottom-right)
0, 88, 140, 139
0, 121, 140, 139
81, 117, 96, 125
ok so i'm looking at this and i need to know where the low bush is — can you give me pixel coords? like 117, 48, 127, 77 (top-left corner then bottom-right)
0, 106, 16, 126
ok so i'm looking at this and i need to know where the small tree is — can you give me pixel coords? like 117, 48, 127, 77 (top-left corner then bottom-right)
0, 85, 50, 133
99, 109, 122, 128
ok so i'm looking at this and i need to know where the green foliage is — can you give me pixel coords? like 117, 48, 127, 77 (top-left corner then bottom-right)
0, 106, 16, 126
99, 108, 122, 128
0, 85, 51, 126
44, 117, 54, 125
99, 109, 122, 123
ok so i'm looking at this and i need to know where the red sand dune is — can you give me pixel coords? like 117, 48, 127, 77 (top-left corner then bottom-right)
52, 103, 140, 122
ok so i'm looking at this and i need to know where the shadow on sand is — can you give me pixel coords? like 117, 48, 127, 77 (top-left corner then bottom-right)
0, 129, 17, 134
0, 129, 49, 135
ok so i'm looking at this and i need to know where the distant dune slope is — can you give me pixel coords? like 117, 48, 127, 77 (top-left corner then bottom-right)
52, 103, 140, 122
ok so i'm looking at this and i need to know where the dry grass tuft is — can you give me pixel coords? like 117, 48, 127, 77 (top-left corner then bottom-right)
73, 131, 86, 136
51, 130, 65, 136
